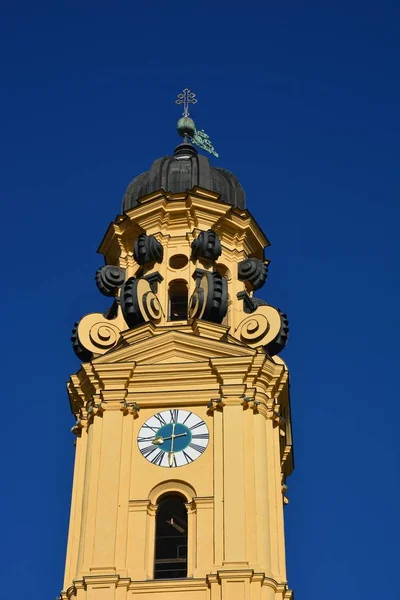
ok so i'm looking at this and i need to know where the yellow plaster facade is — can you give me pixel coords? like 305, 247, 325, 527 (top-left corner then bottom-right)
61, 187, 294, 600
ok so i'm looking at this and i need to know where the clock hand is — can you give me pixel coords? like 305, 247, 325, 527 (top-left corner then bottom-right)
163, 433, 187, 441
151, 435, 164, 445
169, 423, 176, 467
151, 432, 187, 445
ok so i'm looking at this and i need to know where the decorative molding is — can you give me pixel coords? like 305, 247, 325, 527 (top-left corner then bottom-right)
148, 480, 197, 505
67, 333, 288, 419
143, 271, 164, 293
191, 319, 229, 341
99, 190, 270, 268
210, 356, 254, 385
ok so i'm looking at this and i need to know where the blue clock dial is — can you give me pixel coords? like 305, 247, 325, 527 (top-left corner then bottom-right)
154, 423, 192, 452
137, 410, 209, 468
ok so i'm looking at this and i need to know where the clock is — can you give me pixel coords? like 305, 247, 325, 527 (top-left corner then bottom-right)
137, 409, 209, 468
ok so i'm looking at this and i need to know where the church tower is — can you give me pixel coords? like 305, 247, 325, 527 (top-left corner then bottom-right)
61, 90, 294, 600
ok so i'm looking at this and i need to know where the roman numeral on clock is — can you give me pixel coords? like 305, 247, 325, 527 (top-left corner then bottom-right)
190, 421, 204, 431
189, 442, 206, 454
192, 433, 209, 440
151, 451, 165, 466
154, 413, 167, 426
182, 451, 194, 464
182, 412, 192, 424
169, 409, 179, 423
140, 445, 157, 458
142, 423, 159, 433
137, 435, 155, 443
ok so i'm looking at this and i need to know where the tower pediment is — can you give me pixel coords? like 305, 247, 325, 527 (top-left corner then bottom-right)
67, 321, 287, 417
93, 322, 256, 366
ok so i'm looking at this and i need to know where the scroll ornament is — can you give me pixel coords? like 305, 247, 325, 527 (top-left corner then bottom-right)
95, 265, 126, 296
266, 310, 289, 356
134, 233, 163, 265
191, 229, 222, 262
238, 258, 268, 290
121, 277, 163, 329
71, 311, 127, 361
234, 305, 289, 356
189, 271, 228, 324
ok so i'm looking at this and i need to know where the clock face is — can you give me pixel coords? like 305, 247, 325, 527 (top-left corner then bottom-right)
137, 409, 209, 468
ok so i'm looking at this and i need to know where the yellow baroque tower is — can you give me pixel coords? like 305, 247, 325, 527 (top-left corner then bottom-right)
61, 91, 294, 600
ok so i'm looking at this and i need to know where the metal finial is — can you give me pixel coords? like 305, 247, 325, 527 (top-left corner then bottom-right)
175, 88, 197, 117
174, 88, 219, 157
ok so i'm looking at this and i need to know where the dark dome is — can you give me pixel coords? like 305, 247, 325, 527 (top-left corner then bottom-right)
122, 143, 246, 211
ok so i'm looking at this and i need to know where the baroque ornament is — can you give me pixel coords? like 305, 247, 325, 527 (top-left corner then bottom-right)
234, 304, 289, 356
133, 233, 163, 265
189, 271, 228, 324
266, 310, 289, 356
71, 311, 127, 361
191, 229, 222, 262
95, 265, 126, 296
238, 258, 268, 290
121, 277, 163, 329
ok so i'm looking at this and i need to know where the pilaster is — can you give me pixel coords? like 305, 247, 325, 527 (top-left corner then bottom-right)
193, 496, 214, 576
63, 424, 88, 589
210, 356, 253, 567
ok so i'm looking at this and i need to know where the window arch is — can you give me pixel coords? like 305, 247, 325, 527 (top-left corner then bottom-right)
215, 263, 231, 281
168, 280, 188, 321
154, 494, 188, 579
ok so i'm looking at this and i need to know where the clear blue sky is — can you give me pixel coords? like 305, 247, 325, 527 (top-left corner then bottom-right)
1, 2, 399, 599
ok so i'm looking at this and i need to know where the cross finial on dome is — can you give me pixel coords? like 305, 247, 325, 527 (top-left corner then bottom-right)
175, 88, 197, 117
174, 88, 219, 158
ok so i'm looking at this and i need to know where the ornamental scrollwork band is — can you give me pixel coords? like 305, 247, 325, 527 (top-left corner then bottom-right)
71, 228, 289, 361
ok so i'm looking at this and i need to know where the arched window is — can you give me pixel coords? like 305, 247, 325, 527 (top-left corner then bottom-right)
215, 263, 231, 281
168, 280, 188, 321
154, 494, 188, 579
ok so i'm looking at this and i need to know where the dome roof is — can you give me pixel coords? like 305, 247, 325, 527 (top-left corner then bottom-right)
122, 143, 246, 212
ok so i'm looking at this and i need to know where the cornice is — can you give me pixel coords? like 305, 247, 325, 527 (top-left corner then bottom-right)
254, 359, 287, 398
128, 577, 208, 592
67, 333, 288, 417
69, 574, 132, 593
193, 495, 214, 509
64, 574, 292, 598
210, 356, 254, 385
97, 189, 269, 266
